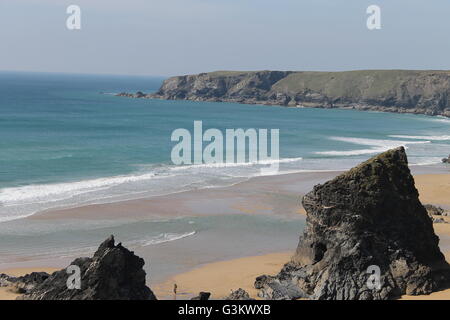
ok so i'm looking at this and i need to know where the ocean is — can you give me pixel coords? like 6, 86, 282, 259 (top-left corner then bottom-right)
1, 71, 450, 224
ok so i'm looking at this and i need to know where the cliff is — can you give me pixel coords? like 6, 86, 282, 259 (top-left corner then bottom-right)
118, 70, 450, 117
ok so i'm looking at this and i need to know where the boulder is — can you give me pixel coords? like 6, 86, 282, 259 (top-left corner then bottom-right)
424, 204, 445, 216
225, 288, 255, 300
256, 147, 450, 300
191, 292, 211, 300
19, 235, 156, 300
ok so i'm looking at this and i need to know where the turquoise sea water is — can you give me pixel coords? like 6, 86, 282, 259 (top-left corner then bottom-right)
1, 71, 450, 223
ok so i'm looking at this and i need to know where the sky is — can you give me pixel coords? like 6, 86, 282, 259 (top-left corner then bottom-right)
0, 0, 449, 76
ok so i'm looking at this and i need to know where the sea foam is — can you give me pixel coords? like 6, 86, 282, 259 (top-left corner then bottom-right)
316, 136, 431, 156
389, 135, 450, 141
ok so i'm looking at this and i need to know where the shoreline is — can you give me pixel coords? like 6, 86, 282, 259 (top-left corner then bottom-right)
122, 94, 450, 119
6, 162, 448, 223
0, 170, 449, 300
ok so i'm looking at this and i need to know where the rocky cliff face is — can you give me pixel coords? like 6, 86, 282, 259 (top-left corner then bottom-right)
15, 236, 156, 300
118, 70, 450, 117
255, 147, 450, 300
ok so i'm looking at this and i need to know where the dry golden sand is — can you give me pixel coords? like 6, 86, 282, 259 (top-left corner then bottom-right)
152, 252, 293, 300
415, 174, 450, 208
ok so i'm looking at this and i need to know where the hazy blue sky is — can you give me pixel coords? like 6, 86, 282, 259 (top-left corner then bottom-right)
0, 0, 449, 76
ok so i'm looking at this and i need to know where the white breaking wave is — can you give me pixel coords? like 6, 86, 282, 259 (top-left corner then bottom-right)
317, 148, 389, 156
330, 136, 432, 146
410, 157, 445, 166
133, 231, 197, 247
389, 135, 450, 141
316, 137, 431, 156
169, 157, 303, 171
25, 231, 198, 260
433, 116, 450, 124
0, 172, 157, 205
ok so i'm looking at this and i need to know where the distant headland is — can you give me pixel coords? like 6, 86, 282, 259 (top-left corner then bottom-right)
117, 70, 450, 117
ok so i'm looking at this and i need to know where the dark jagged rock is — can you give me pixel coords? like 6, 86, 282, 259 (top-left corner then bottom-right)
443, 155, 450, 163
256, 147, 450, 300
191, 292, 211, 300
424, 205, 449, 223
1, 272, 51, 294
424, 204, 445, 216
19, 235, 156, 300
424, 204, 447, 223
118, 70, 450, 118
225, 288, 255, 300
116, 91, 149, 99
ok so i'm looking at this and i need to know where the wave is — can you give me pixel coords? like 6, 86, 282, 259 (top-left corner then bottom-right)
316, 148, 389, 156
433, 116, 450, 124
389, 135, 450, 141
26, 231, 198, 260
133, 231, 196, 246
410, 157, 444, 166
0, 157, 304, 205
329, 136, 431, 147
315, 136, 431, 156
169, 157, 304, 171
0, 172, 157, 205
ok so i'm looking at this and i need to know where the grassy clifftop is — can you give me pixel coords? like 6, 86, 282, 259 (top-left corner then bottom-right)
274, 70, 450, 102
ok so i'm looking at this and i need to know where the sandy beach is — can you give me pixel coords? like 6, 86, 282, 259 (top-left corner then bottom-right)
1, 171, 450, 300
154, 173, 450, 300
152, 252, 293, 300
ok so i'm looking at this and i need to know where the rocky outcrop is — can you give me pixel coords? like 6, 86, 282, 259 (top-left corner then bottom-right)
117, 91, 146, 99
0, 272, 50, 294
191, 292, 211, 300
118, 70, 450, 117
425, 204, 449, 222
443, 155, 450, 163
18, 236, 156, 300
225, 288, 255, 300
255, 147, 450, 300
425, 204, 445, 216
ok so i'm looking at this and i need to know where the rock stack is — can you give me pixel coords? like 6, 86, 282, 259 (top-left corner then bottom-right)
256, 147, 450, 300
16, 236, 156, 300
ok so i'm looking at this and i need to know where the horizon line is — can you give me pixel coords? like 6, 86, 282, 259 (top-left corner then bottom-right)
2, 68, 450, 78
